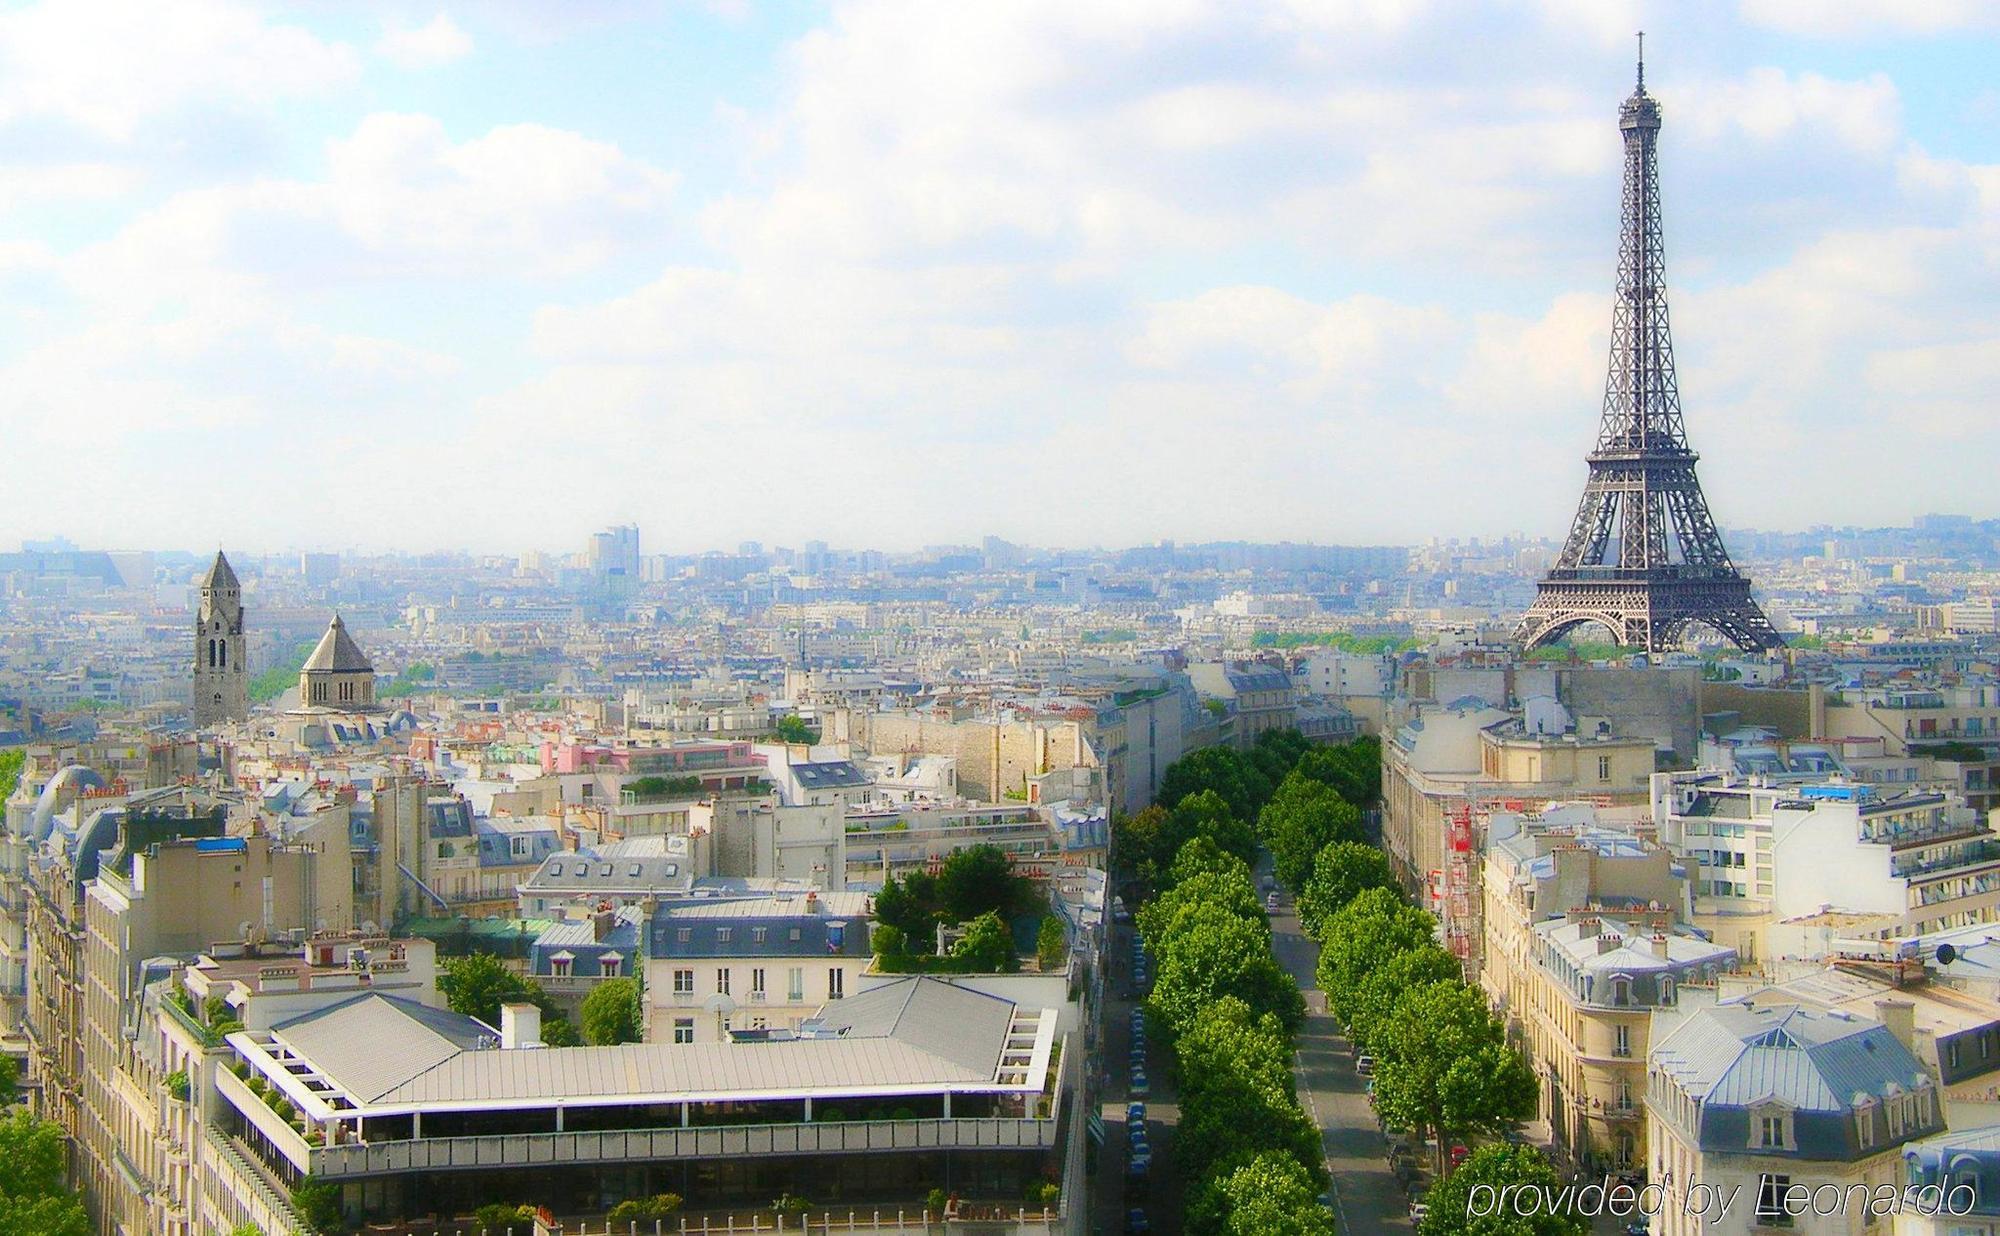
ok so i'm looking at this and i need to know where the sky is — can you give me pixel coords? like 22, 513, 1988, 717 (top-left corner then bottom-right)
1, 0, 1996, 556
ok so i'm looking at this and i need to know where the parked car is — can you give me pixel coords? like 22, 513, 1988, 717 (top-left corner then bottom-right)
1126, 1207, 1151, 1233
1355, 1055, 1376, 1077
1266, 892, 1281, 910
1130, 1069, 1150, 1096
1409, 1202, 1430, 1224
1126, 1102, 1145, 1123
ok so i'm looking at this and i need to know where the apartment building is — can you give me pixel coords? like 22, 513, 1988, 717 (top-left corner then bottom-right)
1481, 808, 1734, 1171
1655, 772, 2000, 960
642, 889, 874, 1043
1384, 697, 1656, 890
1186, 662, 1298, 749
1647, 1000, 1940, 1236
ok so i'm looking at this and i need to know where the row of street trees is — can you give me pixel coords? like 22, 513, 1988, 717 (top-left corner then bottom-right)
1120, 729, 1384, 1235
1280, 797, 1585, 1236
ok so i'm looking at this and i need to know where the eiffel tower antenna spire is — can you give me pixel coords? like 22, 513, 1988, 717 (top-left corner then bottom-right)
1514, 49, 1782, 656
1636, 30, 1644, 91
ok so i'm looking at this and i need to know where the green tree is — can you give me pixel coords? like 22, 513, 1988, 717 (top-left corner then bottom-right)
1294, 736, 1382, 807
1420, 1144, 1587, 1236
1035, 915, 1067, 969
439, 953, 559, 1028
1246, 728, 1313, 789
291, 1176, 343, 1235
870, 922, 908, 959
249, 641, 316, 704
539, 1015, 580, 1047
1165, 835, 1254, 890
227, 1225, 265, 1236
1259, 772, 1365, 893
608, 1194, 683, 1222
0, 751, 23, 805
950, 912, 1018, 972
0, 1055, 19, 1105
1340, 943, 1462, 1057
1160, 790, 1259, 868
1373, 982, 1536, 1172
1190, 1150, 1337, 1236
1296, 842, 1398, 939
1174, 1001, 1324, 1194
1138, 870, 1265, 949
1159, 747, 1268, 822
873, 871, 945, 942
773, 714, 819, 744
1149, 903, 1301, 1034
1315, 887, 1437, 1017
580, 977, 643, 1046
937, 844, 1033, 921
1111, 804, 1170, 892
0, 1110, 86, 1236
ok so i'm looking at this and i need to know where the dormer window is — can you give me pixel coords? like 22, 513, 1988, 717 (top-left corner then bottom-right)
1751, 1102, 1796, 1151
601, 953, 622, 978
1659, 976, 1676, 1006
1610, 976, 1632, 1007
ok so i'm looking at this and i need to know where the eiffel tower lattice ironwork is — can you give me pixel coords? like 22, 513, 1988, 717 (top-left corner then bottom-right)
1516, 42, 1782, 656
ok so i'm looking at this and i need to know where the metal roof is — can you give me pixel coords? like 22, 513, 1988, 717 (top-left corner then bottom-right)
243, 976, 1050, 1117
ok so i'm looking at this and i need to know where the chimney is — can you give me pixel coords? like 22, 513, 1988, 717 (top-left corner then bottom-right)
1597, 934, 1621, 955
593, 908, 616, 942
1874, 998, 1916, 1054
1650, 934, 1670, 960
806, 889, 820, 913
500, 1002, 542, 1050
1577, 917, 1600, 938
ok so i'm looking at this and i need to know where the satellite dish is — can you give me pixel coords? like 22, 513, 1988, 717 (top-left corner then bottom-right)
1937, 943, 1959, 966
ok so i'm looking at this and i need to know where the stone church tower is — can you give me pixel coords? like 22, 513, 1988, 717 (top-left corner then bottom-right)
192, 551, 248, 726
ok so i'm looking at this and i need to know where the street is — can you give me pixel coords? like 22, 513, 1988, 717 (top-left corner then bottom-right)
1268, 896, 1420, 1233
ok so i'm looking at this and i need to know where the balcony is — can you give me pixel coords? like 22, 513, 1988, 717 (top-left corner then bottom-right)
1894, 839, 2000, 881
303, 1117, 1059, 1180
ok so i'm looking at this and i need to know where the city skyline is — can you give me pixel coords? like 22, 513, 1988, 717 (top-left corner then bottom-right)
3, 2, 1996, 553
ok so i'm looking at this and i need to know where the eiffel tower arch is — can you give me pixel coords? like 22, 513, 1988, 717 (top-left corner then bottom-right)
1516, 43, 1782, 656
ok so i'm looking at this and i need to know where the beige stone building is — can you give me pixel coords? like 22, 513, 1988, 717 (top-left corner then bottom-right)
1383, 698, 1656, 891
1481, 809, 1733, 1172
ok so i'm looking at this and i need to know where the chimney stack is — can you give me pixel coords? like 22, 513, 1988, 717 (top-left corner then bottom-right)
1650, 934, 1670, 960
500, 1002, 542, 1050
1874, 998, 1917, 1054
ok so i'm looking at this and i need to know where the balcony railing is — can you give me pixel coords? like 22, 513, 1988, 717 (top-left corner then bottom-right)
304, 1117, 1058, 1180
1894, 838, 2000, 881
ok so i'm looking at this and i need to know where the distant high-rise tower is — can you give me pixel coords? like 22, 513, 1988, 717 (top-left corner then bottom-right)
1515, 44, 1781, 656
192, 551, 248, 725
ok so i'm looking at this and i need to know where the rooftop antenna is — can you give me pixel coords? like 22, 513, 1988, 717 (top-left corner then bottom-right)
1636, 30, 1645, 91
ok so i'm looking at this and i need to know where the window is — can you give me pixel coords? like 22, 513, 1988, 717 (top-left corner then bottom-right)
751, 968, 766, 998
673, 969, 694, 995
717, 928, 733, 944
510, 835, 529, 857
752, 927, 768, 944
1598, 755, 1611, 780
1610, 977, 1631, 1007
550, 955, 572, 977
549, 862, 564, 876
716, 969, 731, 995
673, 1017, 695, 1045
1854, 1100, 1876, 1149
789, 927, 802, 942
1613, 1024, 1631, 1058
828, 967, 844, 1000
677, 928, 692, 943
1949, 1040, 1961, 1070
1760, 1115, 1785, 1147
599, 863, 613, 876
1659, 976, 1676, 1006
1752, 1105, 1794, 1151
602, 954, 621, 978
629, 863, 642, 877
787, 968, 804, 1001
1756, 1174, 1794, 1227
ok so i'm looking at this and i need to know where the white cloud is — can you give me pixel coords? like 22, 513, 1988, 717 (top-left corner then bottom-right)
0, 0, 355, 141
376, 13, 474, 70
1738, 0, 1999, 37
68, 113, 677, 302
1676, 68, 1901, 156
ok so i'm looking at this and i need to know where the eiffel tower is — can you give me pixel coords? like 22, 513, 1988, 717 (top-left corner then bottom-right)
1516, 40, 1782, 656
